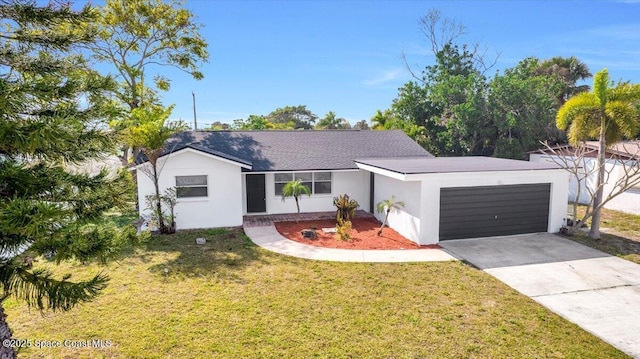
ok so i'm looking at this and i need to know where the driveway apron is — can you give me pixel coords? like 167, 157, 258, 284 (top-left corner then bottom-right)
440, 233, 640, 358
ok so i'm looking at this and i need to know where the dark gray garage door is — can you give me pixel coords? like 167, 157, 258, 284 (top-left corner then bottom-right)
439, 183, 550, 240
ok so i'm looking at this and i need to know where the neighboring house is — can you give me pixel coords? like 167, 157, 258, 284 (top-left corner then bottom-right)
134, 130, 567, 245
530, 141, 640, 215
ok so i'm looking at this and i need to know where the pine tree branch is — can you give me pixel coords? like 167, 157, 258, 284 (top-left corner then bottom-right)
0, 264, 108, 312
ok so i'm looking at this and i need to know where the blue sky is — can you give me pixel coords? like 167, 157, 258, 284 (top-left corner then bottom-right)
87, 1, 640, 127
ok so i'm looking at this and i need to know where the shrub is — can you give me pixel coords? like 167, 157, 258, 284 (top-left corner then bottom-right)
144, 187, 178, 234
333, 194, 359, 224
335, 219, 352, 241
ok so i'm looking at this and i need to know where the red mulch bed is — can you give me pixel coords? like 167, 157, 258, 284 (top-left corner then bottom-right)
274, 217, 439, 250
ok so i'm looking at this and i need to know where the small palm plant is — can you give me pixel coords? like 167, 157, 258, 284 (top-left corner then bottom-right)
376, 196, 405, 236
333, 194, 358, 241
281, 180, 311, 217
333, 194, 359, 223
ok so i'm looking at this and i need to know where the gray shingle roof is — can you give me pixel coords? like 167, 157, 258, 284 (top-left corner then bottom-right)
355, 156, 561, 175
149, 130, 432, 171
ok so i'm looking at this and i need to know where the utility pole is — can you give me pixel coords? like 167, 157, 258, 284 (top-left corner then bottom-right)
192, 92, 198, 130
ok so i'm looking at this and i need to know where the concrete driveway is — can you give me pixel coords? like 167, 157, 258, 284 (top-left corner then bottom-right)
440, 233, 640, 358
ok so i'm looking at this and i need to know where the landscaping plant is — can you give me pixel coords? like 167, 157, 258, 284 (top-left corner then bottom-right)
0, 3, 142, 357
281, 180, 311, 218
333, 194, 359, 223
376, 196, 405, 236
555, 68, 640, 239
335, 220, 352, 241
144, 187, 178, 233
119, 104, 187, 234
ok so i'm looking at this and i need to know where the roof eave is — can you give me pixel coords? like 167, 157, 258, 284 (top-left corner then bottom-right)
354, 161, 408, 181
133, 147, 253, 170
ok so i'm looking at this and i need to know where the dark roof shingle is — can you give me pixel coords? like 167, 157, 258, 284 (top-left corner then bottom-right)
150, 130, 432, 171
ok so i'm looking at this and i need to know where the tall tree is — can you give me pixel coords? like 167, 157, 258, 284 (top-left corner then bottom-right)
383, 21, 589, 159
206, 121, 230, 130
0, 2, 138, 357
315, 111, 351, 129
556, 69, 640, 239
385, 43, 490, 156
266, 105, 317, 129
353, 119, 370, 130
231, 115, 271, 130
488, 57, 565, 159
537, 56, 592, 104
403, 8, 499, 83
370, 109, 393, 130
117, 104, 186, 233
88, 0, 209, 163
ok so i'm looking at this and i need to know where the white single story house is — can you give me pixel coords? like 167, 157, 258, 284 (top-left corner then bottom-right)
135, 130, 567, 245
530, 141, 640, 215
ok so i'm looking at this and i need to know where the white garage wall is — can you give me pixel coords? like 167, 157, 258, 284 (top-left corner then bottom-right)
372, 174, 422, 244
252, 170, 370, 215
137, 149, 245, 230
416, 169, 568, 244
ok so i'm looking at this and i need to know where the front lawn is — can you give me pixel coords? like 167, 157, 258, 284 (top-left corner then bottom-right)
6, 228, 628, 358
569, 205, 640, 264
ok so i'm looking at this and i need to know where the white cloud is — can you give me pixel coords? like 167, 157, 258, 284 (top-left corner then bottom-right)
363, 68, 403, 86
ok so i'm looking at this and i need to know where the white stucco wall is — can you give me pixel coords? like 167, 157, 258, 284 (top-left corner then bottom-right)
244, 170, 370, 215
606, 189, 640, 214
413, 169, 568, 245
137, 149, 245, 230
531, 153, 640, 215
604, 165, 640, 214
371, 174, 422, 244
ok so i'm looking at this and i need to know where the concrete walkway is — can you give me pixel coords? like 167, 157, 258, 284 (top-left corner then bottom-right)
440, 233, 640, 358
243, 225, 456, 263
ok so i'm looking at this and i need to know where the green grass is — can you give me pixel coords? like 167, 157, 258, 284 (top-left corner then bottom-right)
568, 205, 640, 264
103, 208, 139, 228
5, 228, 629, 358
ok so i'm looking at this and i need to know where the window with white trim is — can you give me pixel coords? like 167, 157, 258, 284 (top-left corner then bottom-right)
274, 172, 332, 196
313, 172, 332, 194
176, 175, 208, 198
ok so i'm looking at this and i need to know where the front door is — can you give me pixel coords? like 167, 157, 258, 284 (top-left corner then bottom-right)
246, 174, 266, 213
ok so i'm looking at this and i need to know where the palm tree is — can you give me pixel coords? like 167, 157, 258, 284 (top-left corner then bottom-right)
556, 69, 640, 239
376, 196, 405, 236
281, 180, 311, 216
371, 110, 392, 130
122, 104, 187, 234
316, 111, 338, 129
537, 56, 592, 104
402, 122, 429, 148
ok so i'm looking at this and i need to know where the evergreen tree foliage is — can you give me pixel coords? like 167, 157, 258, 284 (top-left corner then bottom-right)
0, 2, 139, 355
88, 0, 209, 164
377, 42, 580, 159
